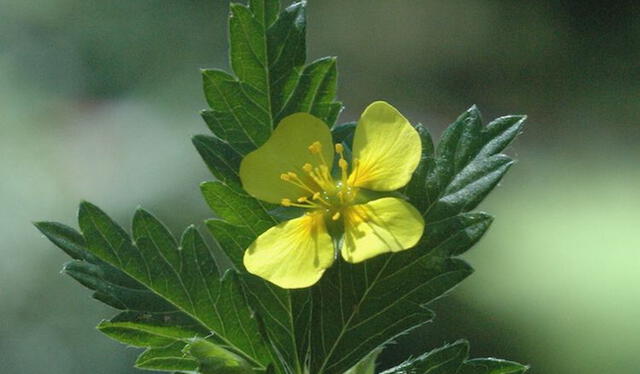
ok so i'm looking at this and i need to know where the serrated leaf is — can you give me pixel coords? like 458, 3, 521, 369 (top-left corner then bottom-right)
381, 341, 528, 374
98, 312, 207, 348
344, 347, 383, 374
201, 181, 276, 267
330, 121, 356, 148
306, 108, 524, 374
200, 178, 308, 374
458, 358, 529, 374
414, 107, 525, 221
402, 124, 436, 213
74, 202, 273, 370
136, 341, 199, 371
308, 211, 494, 374
35, 221, 175, 312
36, 221, 216, 372
186, 338, 255, 374
200, 0, 341, 160
193, 134, 244, 188
381, 340, 469, 374
195, 2, 344, 370
38, 0, 530, 371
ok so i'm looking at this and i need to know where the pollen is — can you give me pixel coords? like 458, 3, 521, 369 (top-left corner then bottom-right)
303, 163, 313, 172
278, 140, 359, 212
308, 141, 322, 154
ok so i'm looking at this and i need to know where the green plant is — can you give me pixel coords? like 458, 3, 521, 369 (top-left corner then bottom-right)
36, 1, 528, 373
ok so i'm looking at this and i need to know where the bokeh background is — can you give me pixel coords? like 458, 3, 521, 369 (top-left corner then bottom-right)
2, 0, 639, 373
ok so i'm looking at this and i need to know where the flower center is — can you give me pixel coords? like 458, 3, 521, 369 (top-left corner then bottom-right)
279, 141, 359, 220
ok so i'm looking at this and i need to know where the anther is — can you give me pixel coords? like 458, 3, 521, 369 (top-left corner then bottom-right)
335, 143, 344, 153
332, 212, 341, 221
308, 141, 322, 154
280, 173, 291, 181
339, 159, 348, 169
281, 198, 292, 207
303, 163, 313, 172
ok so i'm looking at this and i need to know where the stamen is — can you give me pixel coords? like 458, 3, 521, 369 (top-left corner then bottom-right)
310, 192, 330, 207
319, 165, 332, 183
335, 143, 349, 187
308, 141, 322, 154
308, 141, 330, 171
281, 196, 322, 209
280, 171, 318, 195
302, 163, 313, 172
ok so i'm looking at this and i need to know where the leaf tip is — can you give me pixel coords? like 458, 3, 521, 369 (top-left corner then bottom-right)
33, 220, 47, 232
180, 224, 200, 243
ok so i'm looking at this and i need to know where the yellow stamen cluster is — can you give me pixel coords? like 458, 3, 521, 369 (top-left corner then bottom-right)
279, 141, 359, 216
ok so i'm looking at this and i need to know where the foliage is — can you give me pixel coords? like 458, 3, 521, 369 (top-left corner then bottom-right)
36, 0, 527, 373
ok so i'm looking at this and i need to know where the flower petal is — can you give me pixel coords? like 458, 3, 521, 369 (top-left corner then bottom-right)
341, 197, 424, 263
240, 113, 334, 204
349, 101, 422, 191
243, 212, 335, 288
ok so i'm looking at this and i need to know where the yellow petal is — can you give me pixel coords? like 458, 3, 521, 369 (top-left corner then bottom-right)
341, 197, 424, 263
239, 113, 334, 204
243, 212, 335, 288
349, 101, 421, 191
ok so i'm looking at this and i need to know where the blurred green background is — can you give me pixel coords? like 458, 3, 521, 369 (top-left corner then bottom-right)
2, 0, 639, 373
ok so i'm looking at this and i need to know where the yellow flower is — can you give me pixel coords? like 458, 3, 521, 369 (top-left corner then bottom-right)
239, 101, 425, 288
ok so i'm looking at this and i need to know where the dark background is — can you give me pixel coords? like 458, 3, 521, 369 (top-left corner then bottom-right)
2, 1, 639, 373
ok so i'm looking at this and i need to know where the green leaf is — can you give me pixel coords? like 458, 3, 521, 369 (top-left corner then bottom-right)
197, 102, 521, 374
73, 201, 273, 370
136, 341, 199, 371
382, 341, 468, 374
196, 2, 343, 372
193, 134, 244, 188
414, 107, 525, 221
39, 0, 529, 372
381, 341, 528, 374
306, 210, 494, 374
344, 347, 383, 374
200, 0, 341, 161
458, 359, 529, 374
306, 108, 524, 374
402, 123, 436, 213
98, 311, 207, 348
201, 180, 309, 374
330, 121, 357, 149
186, 338, 255, 374
35, 221, 175, 312
35, 220, 214, 372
